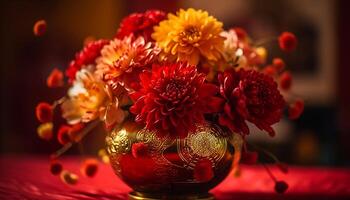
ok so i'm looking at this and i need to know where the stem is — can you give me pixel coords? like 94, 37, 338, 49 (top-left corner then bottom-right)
73, 120, 100, 142
262, 163, 277, 182
52, 97, 66, 109
248, 142, 280, 163
50, 143, 72, 160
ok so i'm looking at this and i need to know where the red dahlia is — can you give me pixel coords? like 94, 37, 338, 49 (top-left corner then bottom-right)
130, 62, 223, 138
218, 69, 285, 136
66, 39, 109, 82
115, 10, 166, 42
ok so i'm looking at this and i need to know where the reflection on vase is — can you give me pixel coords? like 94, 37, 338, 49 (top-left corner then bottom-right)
106, 122, 242, 199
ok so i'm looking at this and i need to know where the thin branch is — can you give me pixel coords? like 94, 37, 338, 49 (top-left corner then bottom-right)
248, 142, 280, 163
253, 37, 277, 47
50, 120, 101, 159
262, 163, 277, 182
52, 97, 67, 109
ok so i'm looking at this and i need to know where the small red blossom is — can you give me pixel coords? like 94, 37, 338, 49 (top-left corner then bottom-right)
116, 10, 166, 42
275, 180, 289, 194
81, 159, 99, 178
279, 71, 292, 91
241, 151, 258, 164
47, 68, 64, 88
130, 62, 224, 138
193, 159, 214, 182
57, 125, 71, 145
37, 123, 53, 140
35, 102, 53, 123
66, 39, 109, 82
288, 99, 304, 120
218, 69, 285, 136
33, 20, 47, 36
50, 161, 63, 175
132, 142, 148, 158
278, 32, 297, 52
263, 65, 277, 76
272, 58, 285, 71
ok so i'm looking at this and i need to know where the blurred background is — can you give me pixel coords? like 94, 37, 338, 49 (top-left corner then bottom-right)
0, 0, 349, 166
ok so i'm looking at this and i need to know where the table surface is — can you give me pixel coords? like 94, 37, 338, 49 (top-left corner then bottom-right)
0, 155, 349, 200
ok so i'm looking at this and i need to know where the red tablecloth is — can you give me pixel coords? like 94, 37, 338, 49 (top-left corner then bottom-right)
0, 155, 349, 200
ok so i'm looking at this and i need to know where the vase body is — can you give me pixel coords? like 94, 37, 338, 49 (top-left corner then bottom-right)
106, 122, 242, 199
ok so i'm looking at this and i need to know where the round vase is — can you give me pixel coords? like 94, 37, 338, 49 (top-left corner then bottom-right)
106, 122, 242, 200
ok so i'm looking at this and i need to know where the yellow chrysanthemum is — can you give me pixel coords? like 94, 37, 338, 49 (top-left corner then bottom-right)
152, 8, 224, 65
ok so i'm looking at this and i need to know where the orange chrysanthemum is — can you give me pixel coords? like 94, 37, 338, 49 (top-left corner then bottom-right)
96, 36, 160, 90
152, 8, 224, 65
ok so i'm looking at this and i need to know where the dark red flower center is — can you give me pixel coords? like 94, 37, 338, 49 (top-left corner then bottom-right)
161, 80, 189, 101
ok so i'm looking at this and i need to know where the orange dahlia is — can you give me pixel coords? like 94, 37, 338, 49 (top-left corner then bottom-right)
152, 8, 224, 65
96, 36, 160, 90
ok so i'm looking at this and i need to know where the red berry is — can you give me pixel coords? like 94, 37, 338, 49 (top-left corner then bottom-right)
131, 142, 148, 158
47, 68, 64, 88
288, 99, 304, 120
193, 159, 214, 182
279, 71, 292, 90
272, 58, 285, 71
37, 123, 53, 140
33, 20, 47, 36
50, 161, 63, 175
263, 65, 277, 76
57, 125, 71, 145
81, 159, 99, 178
275, 181, 289, 193
278, 32, 297, 52
35, 102, 53, 123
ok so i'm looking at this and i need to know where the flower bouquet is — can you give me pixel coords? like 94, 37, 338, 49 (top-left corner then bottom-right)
35, 8, 303, 200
